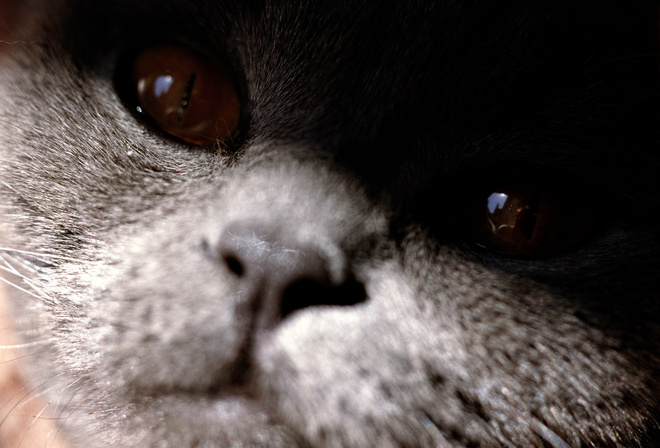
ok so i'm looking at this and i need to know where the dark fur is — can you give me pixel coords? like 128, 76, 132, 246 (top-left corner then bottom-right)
0, 1, 659, 446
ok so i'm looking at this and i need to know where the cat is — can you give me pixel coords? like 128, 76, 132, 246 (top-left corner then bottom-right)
0, 0, 658, 447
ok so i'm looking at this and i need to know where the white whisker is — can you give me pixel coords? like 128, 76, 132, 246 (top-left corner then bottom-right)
23, 279, 53, 301
0, 255, 51, 298
0, 247, 85, 263
0, 263, 29, 279
0, 276, 52, 301
0, 258, 21, 276
0, 339, 53, 350
0, 181, 18, 194
1, 252, 44, 274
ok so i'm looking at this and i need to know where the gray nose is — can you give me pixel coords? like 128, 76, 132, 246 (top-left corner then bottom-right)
216, 222, 367, 330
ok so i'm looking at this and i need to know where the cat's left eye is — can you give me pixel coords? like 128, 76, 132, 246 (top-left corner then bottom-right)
131, 44, 240, 146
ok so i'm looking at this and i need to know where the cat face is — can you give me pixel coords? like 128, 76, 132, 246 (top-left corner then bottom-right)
0, 1, 658, 447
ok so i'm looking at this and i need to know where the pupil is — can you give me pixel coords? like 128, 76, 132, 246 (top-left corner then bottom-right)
178, 73, 197, 121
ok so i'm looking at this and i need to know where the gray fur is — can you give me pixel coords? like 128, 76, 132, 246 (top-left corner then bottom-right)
0, 1, 658, 447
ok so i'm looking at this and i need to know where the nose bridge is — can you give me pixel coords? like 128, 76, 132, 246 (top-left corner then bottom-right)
204, 143, 389, 332
218, 143, 390, 246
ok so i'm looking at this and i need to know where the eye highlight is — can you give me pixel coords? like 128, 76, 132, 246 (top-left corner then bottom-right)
131, 44, 240, 146
466, 185, 594, 257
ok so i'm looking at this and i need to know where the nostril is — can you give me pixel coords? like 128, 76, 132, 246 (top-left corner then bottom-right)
224, 254, 245, 277
280, 276, 367, 321
214, 221, 367, 329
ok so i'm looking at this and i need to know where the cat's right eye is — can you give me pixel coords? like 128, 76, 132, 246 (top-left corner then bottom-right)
130, 44, 240, 146
462, 184, 595, 257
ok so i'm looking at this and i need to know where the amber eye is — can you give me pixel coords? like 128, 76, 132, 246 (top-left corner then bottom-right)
132, 44, 240, 146
467, 185, 593, 256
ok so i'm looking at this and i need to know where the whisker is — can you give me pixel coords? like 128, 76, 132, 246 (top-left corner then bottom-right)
1, 252, 44, 274
0, 372, 65, 430
0, 251, 56, 272
13, 382, 66, 413
0, 254, 56, 308
0, 276, 51, 301
0, 339, 53, 350
48, 399, 83, 448
18, 378, 82, 448
23, 280, 53, 302
0, 263, 30, 280
0, 247, 85, 264
0, 350, 41, 366
0, 181, 18, 194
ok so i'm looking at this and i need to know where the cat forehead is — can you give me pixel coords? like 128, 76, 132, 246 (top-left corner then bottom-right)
45, 1, 651, 136
12, 1, 660, 199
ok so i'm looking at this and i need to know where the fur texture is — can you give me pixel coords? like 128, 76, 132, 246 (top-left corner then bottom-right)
0, 1, 659, 446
